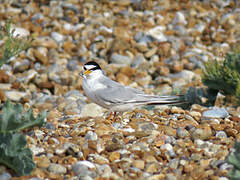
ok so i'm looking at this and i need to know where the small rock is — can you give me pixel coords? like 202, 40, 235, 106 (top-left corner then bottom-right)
138, 122, 157, 132
29, 145, 45, 156
67, 59, 80, 71
132, 160, 145, 170
80, 103, 105, 117
172, 12, 187, 25
88, 154, 109, 164
145, 47, 158, 58
131, 55, 146, 68
215, 131, 227, 138
176, 127, 190, 138
0, 70, 9, 83
168, 159, 179, 169
219, 162, 233, 170
110, 54, 132, 65
35, 156, 51, 169
160, 143, 176, 157
5, 90, 27, 101
202, 107, 229, 119
51, 32, 65, 43
17, 69, 38, 84
33, 47, 48, 64
85, 131, 98, 141
0, 84, 11, 90
0, 173, 11, 180
165, 173, 177, 180
147, 26, 167, 42
13, 59, 30, 72
135, 42, 148, 52
218, 177, 230, 180
48, 163, 67, 174
95, 164, 112, 178
109, 151, 120, 162
190, 125, 212, 140
11, 26, 30, 37
146, 163, 159, 173
72, 161, 96, 177
225, 128, 238, 137
168, 70, 196, 83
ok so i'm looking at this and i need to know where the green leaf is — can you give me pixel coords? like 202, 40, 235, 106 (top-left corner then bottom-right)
0, 132, 35, 176
0, 100, 47, 133
228, 153, 240, 170
226, 142, 240, 179
229, 169, 240, 180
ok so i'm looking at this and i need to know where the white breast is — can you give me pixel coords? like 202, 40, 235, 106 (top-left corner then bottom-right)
82, 74, 110, 109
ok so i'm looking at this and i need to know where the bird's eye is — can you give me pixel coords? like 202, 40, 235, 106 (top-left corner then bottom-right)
83, 66, 86, 70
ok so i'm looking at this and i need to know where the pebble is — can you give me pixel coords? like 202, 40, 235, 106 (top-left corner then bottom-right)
80, 103, 105, 117
48, 163, 67, 174
168, 70, 196, 83
110, 54, 132, 66
176, 127, 190, 138
131, 55, 146, 68
172, 12, 187, 25
165, 173, 177, 180
13, 59, 30, 72
215, 131, 228, 138
72, 161, 96, 177
29, 145, 45, 156
147, 26, 167, 42
0, 173, 11, 180
202, 107, 229, 119
190, 125, 212, 140
10, 26, 30, 37
85, 131, 98, 141
4, 90, 27, 101
51, 32, 65, 44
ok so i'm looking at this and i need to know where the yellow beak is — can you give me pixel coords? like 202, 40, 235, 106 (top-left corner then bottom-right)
83, 69, 92, 75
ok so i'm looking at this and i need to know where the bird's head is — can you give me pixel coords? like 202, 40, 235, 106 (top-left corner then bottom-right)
80, 61, 103, 79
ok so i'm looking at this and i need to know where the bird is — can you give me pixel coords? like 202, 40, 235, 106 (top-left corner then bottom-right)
80, 61, 185, 121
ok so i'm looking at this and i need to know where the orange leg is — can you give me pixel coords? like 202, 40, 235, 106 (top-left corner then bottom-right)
107, 112, 113, 121
112, 112, 117, 122
106, 112, 117, 122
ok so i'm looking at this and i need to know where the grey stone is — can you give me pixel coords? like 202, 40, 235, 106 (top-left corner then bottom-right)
215, 131, 227, 138
72, 161, 96, 178
5, 90, 27, 101
48, 163, 67, 174
131, 55, 146, 68
13, 59, 30, 72
51, 32, 65, 43
0, 173, 11, 180
172, 12, 187, 25
147, 26, 167, 42
202, 107, 229, 119
80, 103, 105, 117
110, 54, 132, 65
85, 131, 98, 141
176, 127, 189, 138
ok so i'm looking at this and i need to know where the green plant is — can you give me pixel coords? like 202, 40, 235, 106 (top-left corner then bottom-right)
0, 100, 46, 133
227, 141, 240, 180
0, 133, 36, 176
0, 20, 41, 176
0, 21, 31, 67
202, 52, 240, 104
0, 100, 46, 176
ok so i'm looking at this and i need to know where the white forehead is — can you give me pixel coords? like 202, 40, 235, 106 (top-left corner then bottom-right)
84, 64, 96, 69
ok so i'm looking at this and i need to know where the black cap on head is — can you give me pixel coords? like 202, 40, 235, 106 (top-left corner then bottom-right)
83, 61, 102, 70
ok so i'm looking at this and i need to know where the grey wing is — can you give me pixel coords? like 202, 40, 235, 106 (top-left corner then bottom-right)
95, 77, 145, 104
